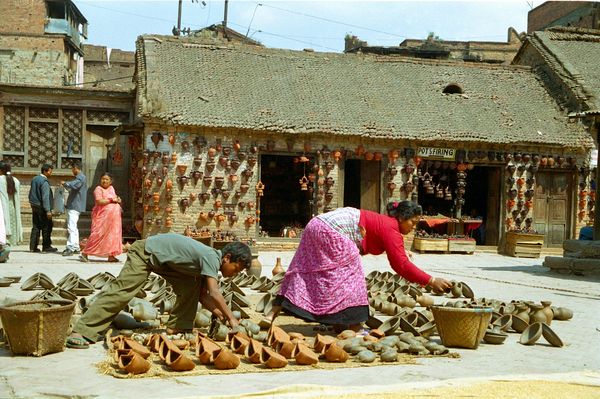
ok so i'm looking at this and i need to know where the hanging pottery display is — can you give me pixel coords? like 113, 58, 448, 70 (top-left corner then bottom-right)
256, 181, 265, 196
299, 176, 309, 191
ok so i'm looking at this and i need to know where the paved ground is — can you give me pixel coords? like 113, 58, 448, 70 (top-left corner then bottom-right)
0, 245, 599, 398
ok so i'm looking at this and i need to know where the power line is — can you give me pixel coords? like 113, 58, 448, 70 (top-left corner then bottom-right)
259, 3, 406, 39
79, 2, 204, 28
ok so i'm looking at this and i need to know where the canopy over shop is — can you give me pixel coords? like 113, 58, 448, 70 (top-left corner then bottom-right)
130, 35, 593, 249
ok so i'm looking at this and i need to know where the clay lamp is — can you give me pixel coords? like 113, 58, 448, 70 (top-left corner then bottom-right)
165, 206, 173, 214
191, 170, 203, 185
219, 156, 229, 168
247, 156, 257, 167
176, 164, 188, 176
299, 176, 309, 191
205, 161, 216, 174
203, 176, 213, 187
181, 141, 190, 153
221, 190, 231, 200
364, 152, 374, 161
193, 157, 202, 167
179, 198, 189, 211
207, 147, 217, 158
514, 152, 522, 163
240, 183, 250, 193
214, 176, 225, 189
256, 181, 265, 196
214, 200, 222, 209
325, 177, 334, 187
165, 217, 173, 228
177, 175, 189, 189
230, 160, 241, 170
529, 164, 539, 174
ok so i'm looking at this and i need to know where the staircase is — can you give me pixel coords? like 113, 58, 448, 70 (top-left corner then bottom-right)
20, 212, 132, 247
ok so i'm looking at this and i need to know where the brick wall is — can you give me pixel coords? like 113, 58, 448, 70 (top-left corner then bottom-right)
528, 1, 596, 33
0, 0, 47, 35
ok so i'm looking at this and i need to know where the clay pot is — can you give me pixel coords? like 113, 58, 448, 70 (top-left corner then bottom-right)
519, 322, 543, 345
323, 343, 349, 362
244, 339, 263, 364
214, 176, 225, 188
547, 156, 555, 167
277, 341, 298, 359
272, 257, 284, 276
529, 304, 547, 324
313, 334, 335, 354
540, 301, 553, 325
552, 307, 573, 321
541, 323, 564, 347
295, 344, 319, 365
176, 165, 187, 176
118, 351, 151, 375
196, 337, 221, 364
260, 347, 287, 368
373, 151, 383, 161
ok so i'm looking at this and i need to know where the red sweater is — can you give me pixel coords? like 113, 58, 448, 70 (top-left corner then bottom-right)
359, 209, 431, 286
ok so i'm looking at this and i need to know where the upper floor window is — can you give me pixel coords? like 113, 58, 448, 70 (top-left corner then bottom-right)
47, 2, 65, 19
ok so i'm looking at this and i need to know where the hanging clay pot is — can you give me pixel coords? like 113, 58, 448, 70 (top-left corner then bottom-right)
203, 176, 212, 187
247, 156, 257, 167
162, 154, 170, 165
221, 190, 230, 199
325, 177, 334, 187
214, 176, 225, 188
404, 182, 414, 193
176, 165, 187, 176
230, 159, 241, 170
222, 146, 231, 157
177, 175, 189, 188
216, 214, 226, 223
214, 199, 222, 209
373, 152, 383, 161
388, 149, 399, 163
179, 198, 189, 210
152, 192, 160, 204
387, 182, 396, 193
364, 152, 374, 161
245, 216, 256, 225
547, 156, 555, 167
219, 156, 229, 168
144, 178, 152, 189
247, 201, 255, 210
165, 217, 173, 228
243, 169, 254, 179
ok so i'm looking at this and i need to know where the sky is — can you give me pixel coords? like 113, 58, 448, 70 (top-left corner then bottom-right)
75, 0, 535, 53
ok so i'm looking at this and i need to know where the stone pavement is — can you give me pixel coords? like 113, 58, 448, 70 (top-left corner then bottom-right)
0, 246, 599, 398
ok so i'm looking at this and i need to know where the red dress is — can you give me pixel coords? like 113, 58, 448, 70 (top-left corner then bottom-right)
359, 209, 431, 285
82, 185, 122, 257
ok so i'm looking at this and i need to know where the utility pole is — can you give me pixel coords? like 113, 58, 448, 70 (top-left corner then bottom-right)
177, 0, 183, 34
223, 0, 229, 39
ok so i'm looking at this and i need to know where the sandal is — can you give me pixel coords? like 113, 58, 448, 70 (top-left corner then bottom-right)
65, 335, 90, 349
107, 257, 119, 263
79, 255, 89, 263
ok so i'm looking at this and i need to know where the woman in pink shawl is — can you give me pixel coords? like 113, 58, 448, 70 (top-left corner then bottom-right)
80, 172, 122, 262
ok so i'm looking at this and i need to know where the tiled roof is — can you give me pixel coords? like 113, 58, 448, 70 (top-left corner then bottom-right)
526, 27, 600, 112
135, 35, 591, 149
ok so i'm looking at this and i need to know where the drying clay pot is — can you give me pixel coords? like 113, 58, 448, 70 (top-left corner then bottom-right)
541, 323, 564, 348
294, 344, 319, 365
244, 339, 263, 364
380, 349, 399, 362
519, 322, 543, 345
260, 347, 288, 368
166, 349, 196, 371
214, 348, 240, 370
196, 337, 221, 364
324, 343, 349, 363
357, 349, 376, 363
118, 351, 151, 375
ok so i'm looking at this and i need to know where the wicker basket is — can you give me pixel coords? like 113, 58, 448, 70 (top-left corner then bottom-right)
0, 300, 75, 356
431, 306, 492, 349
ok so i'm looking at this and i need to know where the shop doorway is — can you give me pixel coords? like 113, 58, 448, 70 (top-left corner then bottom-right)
463, 166, 500, 245
534, 171, 572, 247
259, 154, 313, 237
343, 159, 381, 212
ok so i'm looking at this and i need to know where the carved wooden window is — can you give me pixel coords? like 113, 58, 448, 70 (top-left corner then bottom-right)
2, 106, 25, 167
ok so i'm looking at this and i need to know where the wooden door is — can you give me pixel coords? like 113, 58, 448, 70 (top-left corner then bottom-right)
360, 161, 381, 212
485, 167, 501, 245
534, 172, 571, 247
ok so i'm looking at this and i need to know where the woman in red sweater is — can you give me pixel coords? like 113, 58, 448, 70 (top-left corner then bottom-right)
264, 201, 451, 331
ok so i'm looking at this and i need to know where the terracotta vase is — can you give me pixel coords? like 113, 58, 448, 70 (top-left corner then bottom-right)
272, 257, 284, 276
529, 304, 547, 324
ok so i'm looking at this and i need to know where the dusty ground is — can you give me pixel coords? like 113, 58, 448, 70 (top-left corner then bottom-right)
0, 246, 598, 398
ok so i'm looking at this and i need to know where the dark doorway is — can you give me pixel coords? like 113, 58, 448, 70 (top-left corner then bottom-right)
259, 155, 313, 236
344, 159, 361, 209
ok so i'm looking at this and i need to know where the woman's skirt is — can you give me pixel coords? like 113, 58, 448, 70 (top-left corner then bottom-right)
276, 217, 368, 325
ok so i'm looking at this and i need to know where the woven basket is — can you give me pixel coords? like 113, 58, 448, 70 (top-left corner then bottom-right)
431, 306, 492, 349
0, 300, 75, 356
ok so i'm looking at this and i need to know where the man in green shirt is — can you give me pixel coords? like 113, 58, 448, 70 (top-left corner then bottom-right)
66, 233, 252, 348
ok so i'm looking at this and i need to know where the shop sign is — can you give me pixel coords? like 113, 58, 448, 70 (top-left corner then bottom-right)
417, 147, 456, 160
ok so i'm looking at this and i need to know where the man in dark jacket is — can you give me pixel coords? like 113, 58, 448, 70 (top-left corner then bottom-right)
60, 162, 87, 256
28, 164, 56, 253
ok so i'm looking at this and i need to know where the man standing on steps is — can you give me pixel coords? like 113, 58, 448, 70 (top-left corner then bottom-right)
28, 163, 56, 253
61, 162, 87, 256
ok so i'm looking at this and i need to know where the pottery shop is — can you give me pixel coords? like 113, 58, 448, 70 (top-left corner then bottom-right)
130, 35, 594, 250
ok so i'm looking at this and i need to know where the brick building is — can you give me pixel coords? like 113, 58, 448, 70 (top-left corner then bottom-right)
345, 28, 523, 64
513, 26, 600, 239
131, 34, 592, 250
0, 0, 135, 244
528, 1, 600, 33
